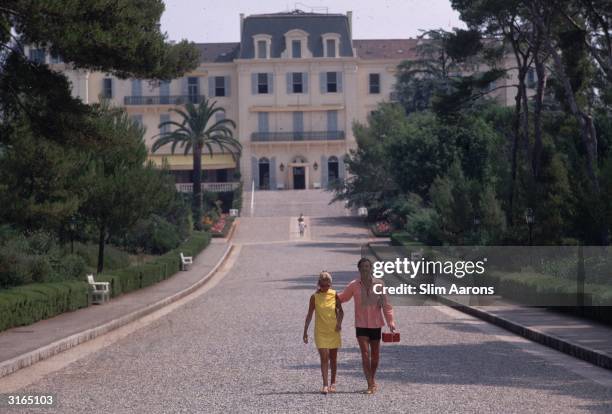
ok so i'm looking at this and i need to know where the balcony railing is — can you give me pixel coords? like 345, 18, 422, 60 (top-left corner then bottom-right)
251, 130, 345, 142
124, 95, 207, 105
175, 182, 241, 193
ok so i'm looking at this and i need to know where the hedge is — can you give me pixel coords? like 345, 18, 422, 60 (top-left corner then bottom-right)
98, 231, 211, 298
0, 231, 211, 332
0, 281, 89, 331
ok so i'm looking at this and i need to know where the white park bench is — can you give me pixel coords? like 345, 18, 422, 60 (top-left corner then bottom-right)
180, 252, 193, 271
87, 274, 110, 305
313, 182, 321, 189
276, 183, 285, 190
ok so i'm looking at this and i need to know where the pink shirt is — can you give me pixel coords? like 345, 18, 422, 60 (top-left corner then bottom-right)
338, 278, 395, 329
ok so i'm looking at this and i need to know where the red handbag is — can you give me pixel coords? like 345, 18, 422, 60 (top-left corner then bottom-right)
382, 330, 400, 343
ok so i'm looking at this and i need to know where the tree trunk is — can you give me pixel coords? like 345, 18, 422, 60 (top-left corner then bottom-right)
532, 56, 546, 179
97, 223, 106, 274
192, 141, 203, 228
529, 1, 608, 244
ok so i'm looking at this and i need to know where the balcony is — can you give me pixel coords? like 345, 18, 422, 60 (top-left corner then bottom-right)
251, 130, 345, 142
175, 182, 241, 193
124, 95, 207, 106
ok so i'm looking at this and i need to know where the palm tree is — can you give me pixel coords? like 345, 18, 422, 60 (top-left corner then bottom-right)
152, 98, 241, 228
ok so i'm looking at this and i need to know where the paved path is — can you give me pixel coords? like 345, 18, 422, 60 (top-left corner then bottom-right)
0, 243, 228, 364
2, 191, 612, 413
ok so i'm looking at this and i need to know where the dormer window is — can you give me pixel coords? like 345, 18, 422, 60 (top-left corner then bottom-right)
322, 33, 341, 58
326, 40, 336, 57
292, 40, 302, 58
253, 34, 272, 59
283, 29, 311, 59
257, 41, 267, 58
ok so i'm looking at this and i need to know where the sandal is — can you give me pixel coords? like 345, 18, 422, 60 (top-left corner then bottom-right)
321, 386, 329, 395
329, 384, 336, 393
364, 386, 373, 395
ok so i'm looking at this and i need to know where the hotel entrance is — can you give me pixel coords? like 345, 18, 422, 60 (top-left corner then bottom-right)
293, 166, 305, 189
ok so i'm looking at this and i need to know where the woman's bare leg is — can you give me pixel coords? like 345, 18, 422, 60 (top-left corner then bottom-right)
329, 348, 338, 386
318, 348, 330, 387
357, 336, 373, 388
370, 340, 381, 388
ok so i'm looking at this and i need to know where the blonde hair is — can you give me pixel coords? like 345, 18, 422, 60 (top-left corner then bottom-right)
318, 271, 332, 285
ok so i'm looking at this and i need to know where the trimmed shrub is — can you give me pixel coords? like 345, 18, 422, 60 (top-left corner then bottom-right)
0, 281, 89, 331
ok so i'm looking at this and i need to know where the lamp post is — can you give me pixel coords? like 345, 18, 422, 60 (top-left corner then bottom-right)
69, 216, 77, 254
524, 208, 534, 246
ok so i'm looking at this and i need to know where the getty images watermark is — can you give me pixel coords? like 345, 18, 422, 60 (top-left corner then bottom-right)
371, 256, 494, 296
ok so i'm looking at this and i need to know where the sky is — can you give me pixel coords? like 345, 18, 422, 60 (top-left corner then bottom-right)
160, 0, 465, 43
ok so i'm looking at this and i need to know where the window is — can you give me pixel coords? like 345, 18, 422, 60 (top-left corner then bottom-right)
327, 72, 337, 93
188, 77, 199, 103
527, 68, 536, 88
50, 52, 62, 64
369, 74, 381, 94
292, 40, 302, 58
257, 40, 267, 59
131, 114, 143, 127
326, 39, 336, 58
215, 76, 226, 97
292, 73, 303, 93
102, 78, 113, 99
159, 114, 170, 134
258, 73, 268, 94
29, 48, 45, 63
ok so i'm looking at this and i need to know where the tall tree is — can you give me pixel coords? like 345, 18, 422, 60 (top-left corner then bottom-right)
80, 103, 175, 273
152, 99, 242, 228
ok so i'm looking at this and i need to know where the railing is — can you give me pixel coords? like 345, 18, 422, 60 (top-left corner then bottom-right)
124, 95, 207, 105
175, 182, 241, 193
251, 130, 345, 142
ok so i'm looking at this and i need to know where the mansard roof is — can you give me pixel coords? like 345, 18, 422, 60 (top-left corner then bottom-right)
239, 11, 354, 58
353, 39, 419, 60
196, 43, 240, 62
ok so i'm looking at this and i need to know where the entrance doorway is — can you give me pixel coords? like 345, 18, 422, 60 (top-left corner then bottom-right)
258, 157, 270, 189
293, 166, 305, 189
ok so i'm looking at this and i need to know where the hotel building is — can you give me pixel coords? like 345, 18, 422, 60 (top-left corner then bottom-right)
30, 10, 521, 192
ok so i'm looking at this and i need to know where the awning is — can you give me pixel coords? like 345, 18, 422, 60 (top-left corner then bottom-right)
147, 153, 237, 170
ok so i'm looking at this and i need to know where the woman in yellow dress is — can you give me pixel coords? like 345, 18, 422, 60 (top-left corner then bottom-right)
303, 271, 344, 394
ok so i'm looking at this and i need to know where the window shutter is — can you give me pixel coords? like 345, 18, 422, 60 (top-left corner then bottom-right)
225, 77, 231, 96
338, 155, 346, 180
321, 155, 328, 188
267, 73, 274, 94
327, 110, 338, 132
286, 73, 292, 94
303, 72, 308, 93
251, 156, 259, 190
258, 112, 269, 133
182, 77, 189, 97
270, 157, 277, 190
337, 72, 343, 92
159, 81, 170, 97
293, 112, 303, 132
320, 72, 326, 94
131, 79, 142, 97
208, 77, 215, 97
251, 73, 257, 95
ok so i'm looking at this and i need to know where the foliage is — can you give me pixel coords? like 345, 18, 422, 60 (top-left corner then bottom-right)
152, 99, 241, 229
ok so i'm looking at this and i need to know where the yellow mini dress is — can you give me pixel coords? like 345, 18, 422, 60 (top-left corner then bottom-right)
314, 289, 342, 349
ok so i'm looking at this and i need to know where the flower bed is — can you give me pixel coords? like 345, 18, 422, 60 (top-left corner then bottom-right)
371, 220, 392, 237
211, 214, 235, 238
